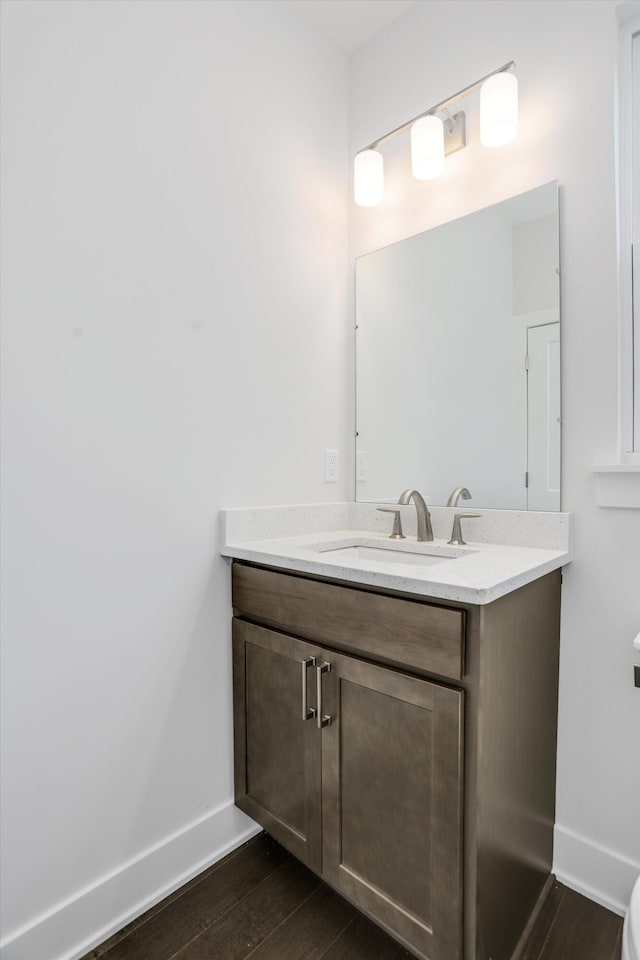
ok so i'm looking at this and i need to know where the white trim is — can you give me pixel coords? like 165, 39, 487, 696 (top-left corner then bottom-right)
0, 801, 260, 960
591, 463, 640, 507
554, 822, 640, 917
616, 13, 640, 457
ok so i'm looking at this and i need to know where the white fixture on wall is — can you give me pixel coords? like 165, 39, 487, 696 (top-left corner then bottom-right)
411, 114, 445, 180
353, 149, 384, 206
354, 61, 518, 207
479, 71, 519, 147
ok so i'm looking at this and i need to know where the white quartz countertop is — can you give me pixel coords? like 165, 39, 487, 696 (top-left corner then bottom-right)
220, 503, 571, 605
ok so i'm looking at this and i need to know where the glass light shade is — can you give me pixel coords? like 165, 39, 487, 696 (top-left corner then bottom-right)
354, 149, 384, 207
480, 72, 518, 147
411, 115, 445, 180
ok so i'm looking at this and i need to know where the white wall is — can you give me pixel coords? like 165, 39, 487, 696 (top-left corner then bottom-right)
0, 2, 348, 958
350, 0, 640, 914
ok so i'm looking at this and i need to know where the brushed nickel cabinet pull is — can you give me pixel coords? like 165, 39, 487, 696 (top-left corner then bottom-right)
301, 657, 316, 720
316, 662, 332, 729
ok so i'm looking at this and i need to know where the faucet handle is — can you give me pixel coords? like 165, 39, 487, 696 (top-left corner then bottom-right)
448, 513, 481, 546
377, 507, 405, 540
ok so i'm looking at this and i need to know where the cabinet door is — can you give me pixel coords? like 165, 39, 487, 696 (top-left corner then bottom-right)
232, 619, 322, 871
320, 652, 464, 960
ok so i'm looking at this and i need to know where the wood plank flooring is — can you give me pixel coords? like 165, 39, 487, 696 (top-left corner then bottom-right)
82, 833, 623, 960
519, 879, 623, 960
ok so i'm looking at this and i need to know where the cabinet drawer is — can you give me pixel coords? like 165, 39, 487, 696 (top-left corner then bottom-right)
232, 563, 464, 681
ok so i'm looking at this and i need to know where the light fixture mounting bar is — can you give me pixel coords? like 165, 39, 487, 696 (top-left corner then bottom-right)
361, 60, 516, 153
444, 112, 466, 156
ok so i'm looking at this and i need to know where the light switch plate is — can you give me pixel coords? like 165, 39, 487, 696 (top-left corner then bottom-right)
324, 449, 339, 482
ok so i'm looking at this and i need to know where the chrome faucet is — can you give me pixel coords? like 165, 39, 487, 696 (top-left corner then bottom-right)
398, 488, 434, 541
446, 486, 472, 507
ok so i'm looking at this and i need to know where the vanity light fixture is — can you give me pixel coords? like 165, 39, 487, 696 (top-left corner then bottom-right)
411, 114, 445, 180
480, 71, 518, 147
354, 61, 517, 207
354, 148, 384, 207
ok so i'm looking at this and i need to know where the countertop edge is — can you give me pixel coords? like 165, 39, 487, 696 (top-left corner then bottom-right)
221, 544, 570, 606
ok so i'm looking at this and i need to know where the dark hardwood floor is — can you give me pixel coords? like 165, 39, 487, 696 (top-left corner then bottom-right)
81, 833, 623, 960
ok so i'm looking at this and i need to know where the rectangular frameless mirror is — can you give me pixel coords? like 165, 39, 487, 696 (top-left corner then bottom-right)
355, 181, 560, 511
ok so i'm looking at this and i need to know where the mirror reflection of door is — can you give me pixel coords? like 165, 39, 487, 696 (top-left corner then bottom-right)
526, 323, 560, 510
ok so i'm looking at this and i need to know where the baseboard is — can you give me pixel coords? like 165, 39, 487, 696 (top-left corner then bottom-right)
553, 822, 640, 917
0, 800, 261, 960
7, 815, 634, 960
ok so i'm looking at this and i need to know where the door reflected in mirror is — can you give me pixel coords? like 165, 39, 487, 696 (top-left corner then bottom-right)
355, 181, 560, 511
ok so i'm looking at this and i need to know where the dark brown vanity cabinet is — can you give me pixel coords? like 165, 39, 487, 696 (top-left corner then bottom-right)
231, 562, 562, 960
233, 617, 463, 960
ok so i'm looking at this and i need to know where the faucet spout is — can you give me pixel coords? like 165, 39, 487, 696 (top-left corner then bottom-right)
398, 488, 434, 542
446, 486, 472, 507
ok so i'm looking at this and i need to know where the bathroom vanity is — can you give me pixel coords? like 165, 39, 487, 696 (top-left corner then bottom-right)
221, 180, 567, 959
222, 504, 570, 960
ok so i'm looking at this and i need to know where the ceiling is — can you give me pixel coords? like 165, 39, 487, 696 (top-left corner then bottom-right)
295, 0, 417, 54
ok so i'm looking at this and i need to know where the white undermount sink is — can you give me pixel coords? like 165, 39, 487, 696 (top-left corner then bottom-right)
309, 540, 472, 569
